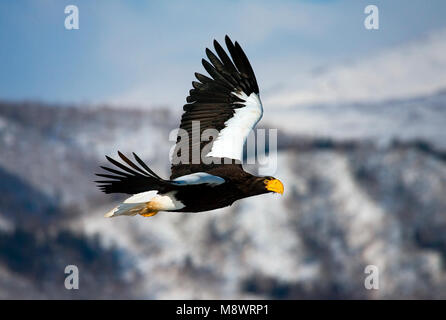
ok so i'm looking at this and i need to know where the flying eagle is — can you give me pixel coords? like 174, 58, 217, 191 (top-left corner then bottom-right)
96, 36, 284, 218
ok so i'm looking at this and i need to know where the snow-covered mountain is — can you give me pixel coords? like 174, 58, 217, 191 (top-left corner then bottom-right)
0, 93, 445, 299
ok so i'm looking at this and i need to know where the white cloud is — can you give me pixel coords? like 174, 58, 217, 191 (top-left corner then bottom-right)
264, 28, 446, 107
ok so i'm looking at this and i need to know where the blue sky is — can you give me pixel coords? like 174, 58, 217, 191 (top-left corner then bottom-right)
1, 0, 446, 107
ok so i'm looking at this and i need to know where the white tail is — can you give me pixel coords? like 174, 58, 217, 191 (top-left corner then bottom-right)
104, 191, 159, 217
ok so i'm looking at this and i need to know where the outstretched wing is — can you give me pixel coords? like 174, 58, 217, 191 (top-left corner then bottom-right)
170, 35, 262, 179
95, 151, 174, 194
95, 152, 226, 195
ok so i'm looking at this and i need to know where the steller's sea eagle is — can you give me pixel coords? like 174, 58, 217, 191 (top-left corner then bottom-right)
96, 36, 284, 218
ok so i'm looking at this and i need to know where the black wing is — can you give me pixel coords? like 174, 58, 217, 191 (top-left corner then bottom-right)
170, 35, 262, 179
95, 151, 174, 194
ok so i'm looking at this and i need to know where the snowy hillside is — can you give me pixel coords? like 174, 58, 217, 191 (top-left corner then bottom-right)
0, 95, 445, 299
267, 90, 446, 149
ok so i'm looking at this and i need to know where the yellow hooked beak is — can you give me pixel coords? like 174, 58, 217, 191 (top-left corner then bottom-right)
265, 178, 284, 195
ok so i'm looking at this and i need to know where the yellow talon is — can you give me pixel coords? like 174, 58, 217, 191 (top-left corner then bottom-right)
140, 211, 158, 217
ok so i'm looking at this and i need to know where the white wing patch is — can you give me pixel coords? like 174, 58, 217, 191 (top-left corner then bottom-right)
173, 172, 225, 186
206, 92, 263, 161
